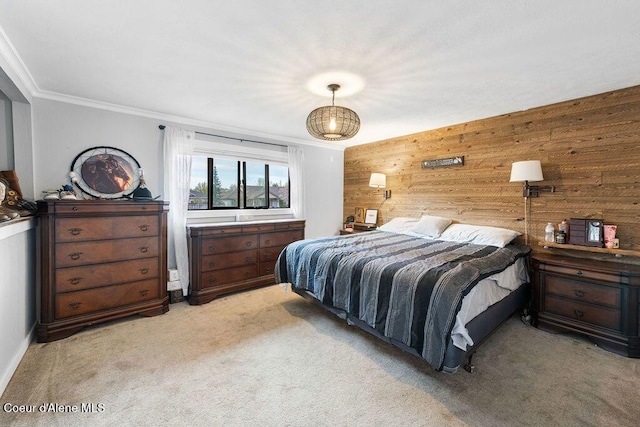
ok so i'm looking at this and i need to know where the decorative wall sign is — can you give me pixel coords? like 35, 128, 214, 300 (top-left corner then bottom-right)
70, 146, 141, 199
421, 156, 464, 169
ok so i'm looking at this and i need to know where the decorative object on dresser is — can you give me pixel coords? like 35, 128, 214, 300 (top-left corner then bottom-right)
532, 254, 640, 358
188, 220, 305, 305
37, 200, 170, 342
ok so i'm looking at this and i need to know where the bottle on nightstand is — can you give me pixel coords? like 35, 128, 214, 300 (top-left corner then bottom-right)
545, 223, 555, 242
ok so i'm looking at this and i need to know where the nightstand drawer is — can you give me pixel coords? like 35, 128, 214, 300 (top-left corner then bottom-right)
201, 249, 257, 272
545, 275, 621, 308
545, 294, 621, 331
541, 263, 620, 284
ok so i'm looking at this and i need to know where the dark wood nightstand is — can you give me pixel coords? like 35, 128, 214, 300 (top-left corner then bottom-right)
532, 254, 640, 357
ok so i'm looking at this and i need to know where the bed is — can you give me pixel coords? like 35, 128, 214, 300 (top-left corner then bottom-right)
274, 216, 532, 373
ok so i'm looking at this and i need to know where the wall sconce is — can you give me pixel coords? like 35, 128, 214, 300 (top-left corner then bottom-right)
509, 160, 555, 197
369, 172, 391, 199
509, 160, 554, 245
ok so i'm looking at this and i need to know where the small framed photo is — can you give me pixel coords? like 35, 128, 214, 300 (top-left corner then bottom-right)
354, 206, 365, 223
364, 209, 378, 225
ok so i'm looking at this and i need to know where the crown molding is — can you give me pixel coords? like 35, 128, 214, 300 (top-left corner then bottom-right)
0, 25, 37, 103
36, 90, 345, 151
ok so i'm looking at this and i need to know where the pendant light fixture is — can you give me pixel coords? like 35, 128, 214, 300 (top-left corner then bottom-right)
306, 84, 360, 141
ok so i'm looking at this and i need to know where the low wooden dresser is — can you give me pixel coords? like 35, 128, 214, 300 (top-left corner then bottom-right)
37, 200, 170, 342
532, 254, 640, 357
188, 219, 305, 305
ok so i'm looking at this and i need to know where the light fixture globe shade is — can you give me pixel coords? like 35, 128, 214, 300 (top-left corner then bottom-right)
306, 105, 360, 141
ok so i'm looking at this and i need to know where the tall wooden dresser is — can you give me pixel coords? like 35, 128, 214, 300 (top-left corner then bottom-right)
188, 219, 305, 305
37, 200, 170, 342
532, 254, 640, 357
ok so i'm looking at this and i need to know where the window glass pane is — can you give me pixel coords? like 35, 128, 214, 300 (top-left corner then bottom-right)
213, 158, 239, 207
269, 165, 289, 208
189, 156, 208, 210
244, 162, 267, 208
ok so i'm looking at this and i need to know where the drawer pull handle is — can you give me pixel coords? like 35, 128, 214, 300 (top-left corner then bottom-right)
139, 246, 149, 253
209, 245, 216, 251
245, 242, 253, 247
69, 252, 83, 260
69, 277, 82, 285
68, 228, 83, 235
264, 268, 272, 273
221, 230, 225, 234
574, 309, 585, 318
208, 277, 216, 283
68, 302, 81, 311
139, 268, 149, 275
265, 239, 271, 245
139, 289, 149, 297
265, 254, 272, 260
72, 206, 78, 211
139, 225, 149, 232
574, 290, 586, 298
246, 256, 254, 263
209, 261, 216, 267
576, 270, 583, 275
142, 206, 147, 210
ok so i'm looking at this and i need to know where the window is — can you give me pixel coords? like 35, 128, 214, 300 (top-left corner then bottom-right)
189, 157, 290, 210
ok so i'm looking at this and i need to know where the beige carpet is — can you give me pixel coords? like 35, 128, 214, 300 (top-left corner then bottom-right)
1, 285, 639, 427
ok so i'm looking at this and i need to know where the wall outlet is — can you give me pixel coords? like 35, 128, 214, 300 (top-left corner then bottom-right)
168, 269, 179, 282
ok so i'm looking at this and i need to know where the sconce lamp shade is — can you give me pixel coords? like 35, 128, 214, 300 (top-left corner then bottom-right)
510, 160, 544, 182
369, 173, 386, 188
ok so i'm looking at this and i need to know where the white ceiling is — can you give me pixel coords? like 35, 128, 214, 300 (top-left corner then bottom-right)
1, 1, 640, 147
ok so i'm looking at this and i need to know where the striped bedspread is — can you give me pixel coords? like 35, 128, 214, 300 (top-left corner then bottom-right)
275, 230, 531, 370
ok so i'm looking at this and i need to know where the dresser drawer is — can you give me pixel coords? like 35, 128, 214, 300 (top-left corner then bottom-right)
55, 236, 159, 267
275, 221, 305, 231
541, 263, 620, 284
201, 249, 257, 272
200, 265, 258, 288
56, 258, 159, 293
260, 230, 303, 248
545, 275, 621, 308
260, 245, 286, 263
201, 235, 258, 255
55, 278, 159, 319
54, 201, 165, 215
544, 294, 621, 331
259, 262, 276, 276
55, 216, 159, 242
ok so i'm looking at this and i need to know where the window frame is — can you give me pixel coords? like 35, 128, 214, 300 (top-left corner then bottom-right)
187, 135, 293, 220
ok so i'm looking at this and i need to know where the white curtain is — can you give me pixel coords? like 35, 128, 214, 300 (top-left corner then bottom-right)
288, 145, 305, 219
163, 127, 194, 295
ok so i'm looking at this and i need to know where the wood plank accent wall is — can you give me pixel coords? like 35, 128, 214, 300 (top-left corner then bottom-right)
344, 85, 640, 264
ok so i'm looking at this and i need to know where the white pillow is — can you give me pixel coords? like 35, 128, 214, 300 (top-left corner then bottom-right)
377, 217, 419, 234
438, 224, 521, 248
409, 214, 452, 238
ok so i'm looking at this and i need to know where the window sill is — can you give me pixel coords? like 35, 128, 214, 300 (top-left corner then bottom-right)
187, 208, 295, 225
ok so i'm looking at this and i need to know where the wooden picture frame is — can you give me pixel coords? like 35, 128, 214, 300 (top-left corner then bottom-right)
354, 206, 365, 223
364, 209, 378, 225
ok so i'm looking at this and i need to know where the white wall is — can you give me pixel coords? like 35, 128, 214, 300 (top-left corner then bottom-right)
31, 98, 344, 237
0, 90, 12, 169
0, 219, 36, 395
